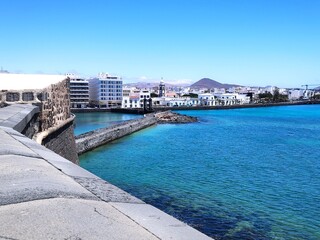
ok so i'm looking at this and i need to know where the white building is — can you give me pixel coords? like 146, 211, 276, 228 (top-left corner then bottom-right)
214, 93, 238, 105
152, 97, 199, 107
198, 93, 249, 106
89, 73, 122, 108
122, 88, 151, 109
235, 94, 251, 104
198, 93, 217, 106
67, 74, 89, 109
288, 89, 314, 100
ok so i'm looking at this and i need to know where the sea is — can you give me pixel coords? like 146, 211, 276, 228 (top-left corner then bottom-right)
76, 105, 320, 240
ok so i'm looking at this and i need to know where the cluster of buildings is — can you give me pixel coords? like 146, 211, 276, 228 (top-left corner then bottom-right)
1, 71, 319, 109
68, 73, 319, 109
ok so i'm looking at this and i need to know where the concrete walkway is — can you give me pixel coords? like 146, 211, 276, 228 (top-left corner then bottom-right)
0, 104, 212, 240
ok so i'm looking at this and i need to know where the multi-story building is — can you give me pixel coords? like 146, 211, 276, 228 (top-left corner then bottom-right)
122, 88, 151, 108
89, 73, 122, 108
67, 74, 89, 109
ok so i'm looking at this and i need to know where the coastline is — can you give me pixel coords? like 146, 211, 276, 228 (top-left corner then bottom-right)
72, 100, 320, 114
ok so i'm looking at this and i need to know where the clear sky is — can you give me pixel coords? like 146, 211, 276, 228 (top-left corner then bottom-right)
1, 0, 319, 87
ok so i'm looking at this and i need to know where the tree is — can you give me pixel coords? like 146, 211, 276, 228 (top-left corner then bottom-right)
273, 88, 280, 102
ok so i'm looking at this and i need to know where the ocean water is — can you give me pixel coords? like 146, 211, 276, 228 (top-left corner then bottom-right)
79, 105, 320, 240
74, 112, 142, 135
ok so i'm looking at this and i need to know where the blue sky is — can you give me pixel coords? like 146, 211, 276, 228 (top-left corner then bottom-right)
1, 0, 319, 87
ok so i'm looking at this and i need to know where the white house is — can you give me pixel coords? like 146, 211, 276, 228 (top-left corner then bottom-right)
152, 97, 199, 107
198, 93, 217, 106
214, 93, 238, 105
122, 88, 151, 108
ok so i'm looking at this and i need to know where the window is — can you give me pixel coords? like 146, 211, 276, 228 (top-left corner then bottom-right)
22, 92, 34, 101
6, 92, 20, 102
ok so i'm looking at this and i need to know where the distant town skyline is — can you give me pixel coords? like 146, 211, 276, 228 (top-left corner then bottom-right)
1, 0, 319, 88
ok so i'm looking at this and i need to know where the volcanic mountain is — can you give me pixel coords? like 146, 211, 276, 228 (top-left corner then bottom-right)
190, 78, 241, 89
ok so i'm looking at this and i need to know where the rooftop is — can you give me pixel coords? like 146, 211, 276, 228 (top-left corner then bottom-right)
0, 73, 67, 90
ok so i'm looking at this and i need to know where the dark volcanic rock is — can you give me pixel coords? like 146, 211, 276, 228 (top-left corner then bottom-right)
155, 111, 198, 124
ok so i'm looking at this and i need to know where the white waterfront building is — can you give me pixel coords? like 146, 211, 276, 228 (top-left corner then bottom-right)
89, 73, 122, 108
198, 93, 250, 106
288, 89, 314, 100
152, 97, 199, 107
67, 74, 89, 109
198, 93, 217, 106
122, 88, 151, 108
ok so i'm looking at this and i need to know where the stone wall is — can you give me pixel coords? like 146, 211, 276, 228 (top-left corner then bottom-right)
43, 120, 79, 164
40, 79, 71, 131
76, 115, 157, 155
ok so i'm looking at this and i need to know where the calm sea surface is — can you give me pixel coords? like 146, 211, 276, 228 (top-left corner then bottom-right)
78, 105, 320, 240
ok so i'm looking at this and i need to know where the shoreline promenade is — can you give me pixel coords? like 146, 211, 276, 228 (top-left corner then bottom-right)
0, 104, 212, 240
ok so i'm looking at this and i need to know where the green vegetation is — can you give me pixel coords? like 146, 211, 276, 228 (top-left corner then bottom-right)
182, 93, 198, 98
258, 89, 288, 103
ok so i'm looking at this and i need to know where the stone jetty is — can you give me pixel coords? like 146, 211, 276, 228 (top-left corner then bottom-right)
76, 111, 197, 155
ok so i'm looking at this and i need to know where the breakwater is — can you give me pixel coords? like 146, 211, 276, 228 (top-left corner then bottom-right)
76, 111, 197, 155
76, 114, 158, 155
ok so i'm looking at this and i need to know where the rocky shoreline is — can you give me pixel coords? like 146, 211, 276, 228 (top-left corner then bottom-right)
154, 111, 198, 123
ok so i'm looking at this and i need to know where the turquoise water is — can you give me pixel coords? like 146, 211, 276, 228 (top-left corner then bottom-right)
79, 105, 320, 240
74, 112, 142, 135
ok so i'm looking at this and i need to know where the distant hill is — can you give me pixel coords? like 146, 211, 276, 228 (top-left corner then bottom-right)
123, 82, 189, 89
190, 78, 241, 89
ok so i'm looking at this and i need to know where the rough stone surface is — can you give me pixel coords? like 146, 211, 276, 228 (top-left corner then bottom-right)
73, 177, 144, 203
43, 120, 79, 164
155, 110, 198, 123
76, 115, 158, 154
0, 198, 158, 240
39, 79, 71, 131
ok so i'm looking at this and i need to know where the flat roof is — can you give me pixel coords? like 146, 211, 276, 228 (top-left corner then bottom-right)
0, 73, 67, 91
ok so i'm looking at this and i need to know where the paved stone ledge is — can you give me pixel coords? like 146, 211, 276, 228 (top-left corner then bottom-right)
0, 198, 158, 240
0, 104, 39, 132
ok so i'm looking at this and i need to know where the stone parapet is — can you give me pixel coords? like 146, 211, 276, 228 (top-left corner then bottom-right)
0, 104, 39, 134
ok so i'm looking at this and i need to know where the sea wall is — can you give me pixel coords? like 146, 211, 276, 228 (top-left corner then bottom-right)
42, 119, 79, 164
76, 114, 158, 155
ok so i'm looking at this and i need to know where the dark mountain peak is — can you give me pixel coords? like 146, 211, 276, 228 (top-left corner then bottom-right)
190, 78, 241, 89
